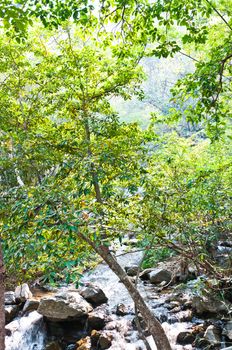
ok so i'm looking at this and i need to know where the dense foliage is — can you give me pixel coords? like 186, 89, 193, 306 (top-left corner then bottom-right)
0, 0, 231, 289
138, 133, 232, 275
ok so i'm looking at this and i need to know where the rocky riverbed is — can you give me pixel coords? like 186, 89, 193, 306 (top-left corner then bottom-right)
4, 244, 232, 350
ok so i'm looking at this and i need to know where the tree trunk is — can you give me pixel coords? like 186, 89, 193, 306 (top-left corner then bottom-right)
83, 116, 103, 204
0, 241, 5, 350
77, 232, 171, 350
97, 245, 172, 350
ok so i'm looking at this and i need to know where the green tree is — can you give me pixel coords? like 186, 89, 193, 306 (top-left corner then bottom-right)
0, 26, 171, 349
137, 132, 232, 279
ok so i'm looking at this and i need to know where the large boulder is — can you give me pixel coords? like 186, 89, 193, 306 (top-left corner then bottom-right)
204, 325, 221, 346
79, 284, 108, 306
148, 269, 172, 284
37, 290, 93, 321
15, 284, 33, 302
192, 295, 229, 315
5, 291, 16, 305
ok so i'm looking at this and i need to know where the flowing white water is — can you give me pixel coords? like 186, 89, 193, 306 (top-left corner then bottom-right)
5, 244, 195, 350
5, 311, 46, 350
82, 245, 193, 350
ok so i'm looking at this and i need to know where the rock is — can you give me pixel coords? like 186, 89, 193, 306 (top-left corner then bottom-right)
171, 306, 182, 313
192, 295, 228, 315
116, 303, 128, 316
46, 318, 88, 344
166, 301, 180, 310
38, 290, 93, 321
99, 333, 112, 349
15, 284, 33, 302
188, 264, 197, 275
76, 337, 91, 350
125, 265, 139, 276
149, 269, 172, 284
91, 330, 101, 346
204, 325, 221, 345
167, 293, 188, 304
216, 254, 231, 267
23, 299, 39, 314
139, 268, 154, 280
5, 313, 42, 335
176, 331, 195, 345
223, 320, 232, 340
158, 281, 167, 287
79, 284, 108, 306
88, 309, 107, 330
183, 300, 192, 309
5, 291, 16, 305
5, 305, 20, 323
176, 310, 193, 322
5, 319, 19, 336
104, 321, 118, 330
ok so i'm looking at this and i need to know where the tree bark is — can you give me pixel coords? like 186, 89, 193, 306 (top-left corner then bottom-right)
97, 245, 172, 350
84, 116, 103, 204
0, 241, 5, 350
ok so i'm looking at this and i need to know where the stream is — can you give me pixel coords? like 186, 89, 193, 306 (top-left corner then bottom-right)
5, 243, 226, 350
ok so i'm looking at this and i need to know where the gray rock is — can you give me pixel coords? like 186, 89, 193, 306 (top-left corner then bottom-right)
125, 265, 139, 276
5, 291, 16, 305
38, 290, 93, 321
166, 301, 180, 310
79, 284, 108, 306
192, 295, 229, 315
204, 325, 221, 345
99, 333, 112, 349
88, 309, 106, 330
116, 303, 129, 316
149, 269, 172, 284
23, 299, 40, 314
139, 268, 154, 280
15, 284, 33, 302
5, 305, 20, 323
176, 310, 193, 322
176, 331, 195, 345
222, 320, 232, 340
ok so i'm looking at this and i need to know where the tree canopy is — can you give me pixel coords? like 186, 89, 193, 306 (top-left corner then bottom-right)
0, 2, 232, 349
